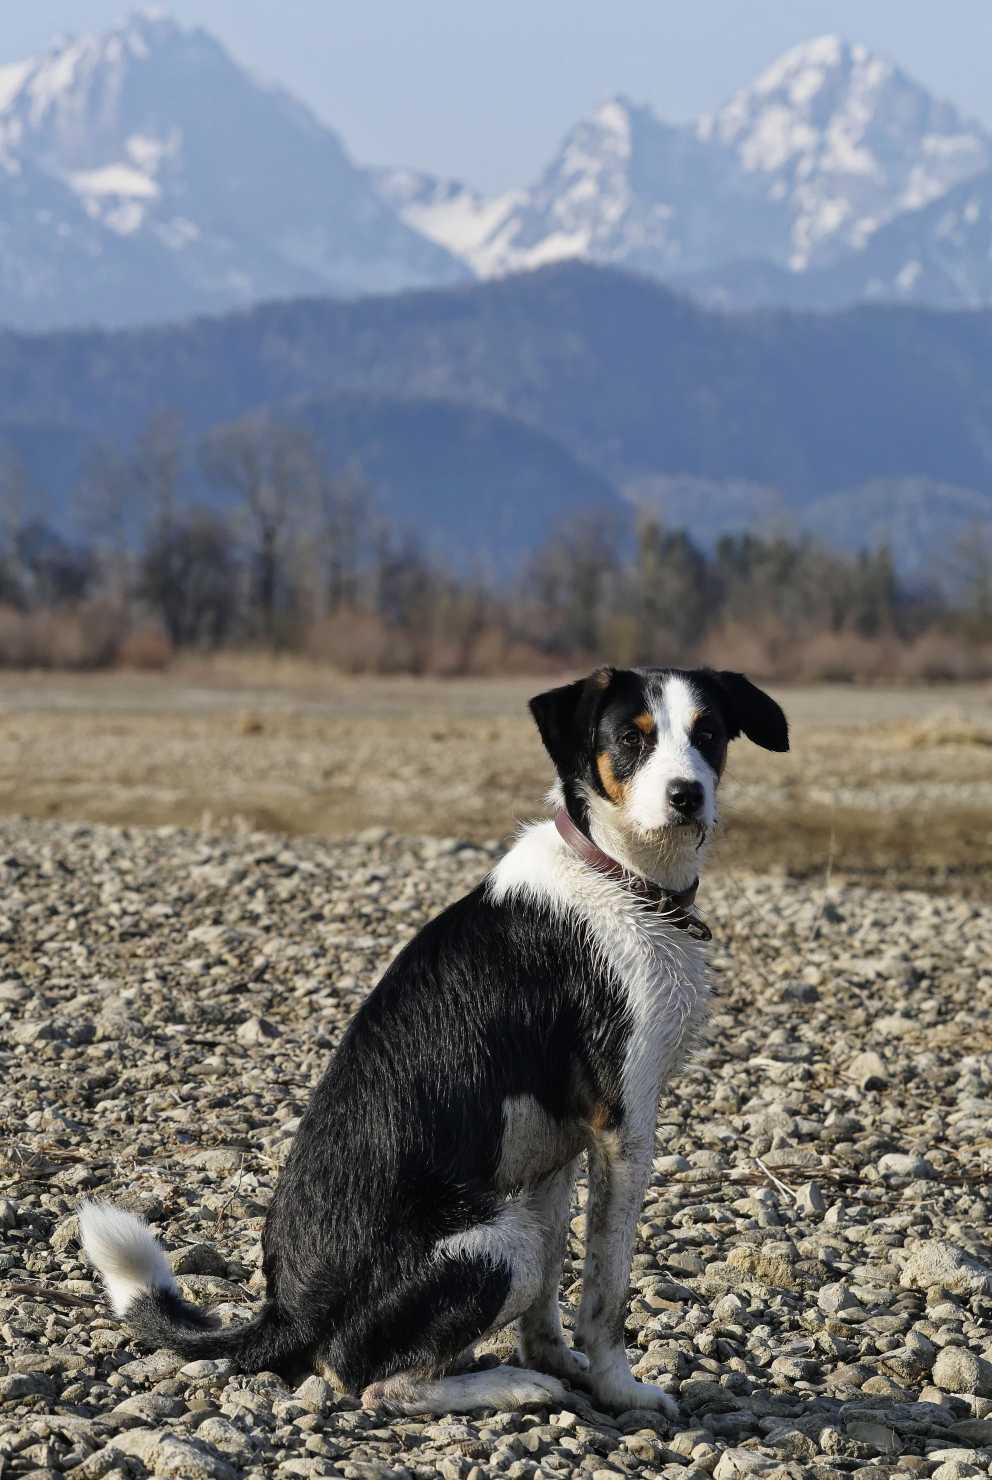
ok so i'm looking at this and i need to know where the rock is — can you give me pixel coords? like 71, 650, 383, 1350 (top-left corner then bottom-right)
713, 1451, 776, 1479
795, 1181, 825, 1215
173, 1242, 228, 1276
294, 1375, 332, 1412
111, 1394, 185, 1426
180, 1359, 235, 1379
236, 1016, 281, 1046
0, 1372, 55, 1401
843, 1419, 900, 1454
106, 1427, 168, 1463
818, 1282, 859, 1315
51, 1213, 81, 1252
948, 1417, 992, 1443
877, 1152, 934, 1178
656, 1155, 690, 1175
900, 1241, 992, 1296
725, 1246, 797, 1289
932, 1346, 992, 1396
848, 1051, 887, 1089
117, 1352, 186, 1384
195, 1418, 253, 1457
154, 1435, 237, 1479
188, 1148, 244, 1175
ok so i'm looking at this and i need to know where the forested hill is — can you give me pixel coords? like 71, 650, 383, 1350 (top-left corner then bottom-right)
2, 260, 991, 524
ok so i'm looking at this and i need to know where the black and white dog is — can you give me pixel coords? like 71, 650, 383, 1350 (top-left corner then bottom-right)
81, 666, 788, 1417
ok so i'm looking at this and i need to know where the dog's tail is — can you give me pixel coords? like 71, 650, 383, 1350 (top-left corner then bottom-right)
78, 1201, 304, 1373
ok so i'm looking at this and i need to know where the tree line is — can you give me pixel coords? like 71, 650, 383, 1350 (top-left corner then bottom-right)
0, 413, 989, 681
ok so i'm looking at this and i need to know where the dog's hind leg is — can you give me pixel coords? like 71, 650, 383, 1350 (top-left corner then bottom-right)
517, 1158, 589, 1382
362, 1364, 566, 1416
340, 1197, 569, 1415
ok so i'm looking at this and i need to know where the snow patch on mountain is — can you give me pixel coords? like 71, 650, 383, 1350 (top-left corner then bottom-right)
374, 168, 522, 267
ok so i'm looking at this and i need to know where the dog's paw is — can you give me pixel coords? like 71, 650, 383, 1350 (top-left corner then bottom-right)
519, 1338, 590, 1383
507, 1372, 569, 1408
586, 1365, 678, 1419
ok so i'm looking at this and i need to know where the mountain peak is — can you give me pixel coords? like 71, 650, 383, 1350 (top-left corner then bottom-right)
700, 33, 989, 268
757, 33, 860, 79
115, 7, 184, 47
0, 9, 467, 329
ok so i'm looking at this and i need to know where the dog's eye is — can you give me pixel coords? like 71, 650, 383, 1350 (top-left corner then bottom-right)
618, 729, 642, 749
695, 728, 715, 745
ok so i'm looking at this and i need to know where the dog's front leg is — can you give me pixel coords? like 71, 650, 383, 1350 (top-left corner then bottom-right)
574, 1134, 677, 1417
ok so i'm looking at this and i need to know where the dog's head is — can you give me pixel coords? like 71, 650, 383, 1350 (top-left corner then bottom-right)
529, 666, 788, 886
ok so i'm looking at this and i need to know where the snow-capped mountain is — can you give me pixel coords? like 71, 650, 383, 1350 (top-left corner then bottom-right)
379, 35, 992, 306
699, 35, 990, 270
379, 98, 786, 281
0, 9, 466, 331
4, 16, 992, 328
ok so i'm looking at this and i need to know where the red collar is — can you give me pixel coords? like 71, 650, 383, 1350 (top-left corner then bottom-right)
554, 809, 711, 940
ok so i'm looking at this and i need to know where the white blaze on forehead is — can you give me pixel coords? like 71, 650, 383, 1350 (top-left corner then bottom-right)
614, 671, 717, 849
651, 674, 700, 744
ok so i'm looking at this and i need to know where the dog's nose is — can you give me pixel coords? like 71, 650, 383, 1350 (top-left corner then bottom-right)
667, 778, 704, 818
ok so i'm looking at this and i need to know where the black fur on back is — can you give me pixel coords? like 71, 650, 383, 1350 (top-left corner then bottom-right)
248, 881, 631, 1384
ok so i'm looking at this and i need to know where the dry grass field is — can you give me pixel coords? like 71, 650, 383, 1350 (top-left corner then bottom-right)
0, 665, 989, 894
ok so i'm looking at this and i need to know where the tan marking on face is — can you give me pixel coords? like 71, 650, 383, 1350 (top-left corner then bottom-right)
633, 712, 655, 735
596, 751, 626, 804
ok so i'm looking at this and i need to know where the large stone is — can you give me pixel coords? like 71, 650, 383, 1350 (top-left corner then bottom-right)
900, 1241, 992, 1296
713, 1450, 777, 1479
0, 1372, 55, 1401
933, 1347, 992, 1397
877, 1152, 934, 1179
153, 1435, 238, 1480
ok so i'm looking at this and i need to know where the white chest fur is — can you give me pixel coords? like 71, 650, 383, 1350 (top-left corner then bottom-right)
589, 895, 710, 1130
489, 821, 711, 1131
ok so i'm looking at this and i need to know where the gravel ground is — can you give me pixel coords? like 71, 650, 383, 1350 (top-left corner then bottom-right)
1, 818, 992, 1480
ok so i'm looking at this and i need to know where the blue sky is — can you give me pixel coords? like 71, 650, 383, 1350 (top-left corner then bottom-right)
8, 2, 992, 190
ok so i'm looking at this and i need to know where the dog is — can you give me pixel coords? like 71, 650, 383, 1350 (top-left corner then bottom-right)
80, 665, 788, 1417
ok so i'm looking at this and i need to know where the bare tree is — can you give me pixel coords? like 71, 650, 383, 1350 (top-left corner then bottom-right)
202, 415, 322, 644
73, 445, 136, 610
0, 448, 33, 606
522, 511, 623, 657
141, 510, 238, 648
946, 520, 992, 637
132, 412, 183, 533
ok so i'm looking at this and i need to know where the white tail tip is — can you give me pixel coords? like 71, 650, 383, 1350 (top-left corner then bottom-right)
77, 1200, 178, 1317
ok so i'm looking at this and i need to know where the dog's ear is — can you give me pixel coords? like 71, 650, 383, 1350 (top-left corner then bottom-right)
529, 666, 616, 777
710, 671, 789, 752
